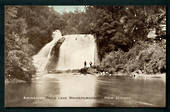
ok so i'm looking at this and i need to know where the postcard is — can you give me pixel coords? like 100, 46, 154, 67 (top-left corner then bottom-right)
5, 5, 166, 107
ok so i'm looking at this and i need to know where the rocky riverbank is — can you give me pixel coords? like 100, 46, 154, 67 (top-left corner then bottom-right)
79, 67, 166, 82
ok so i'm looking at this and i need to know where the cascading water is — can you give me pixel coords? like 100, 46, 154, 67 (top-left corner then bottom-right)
33, 30, 99, 72
32, 30, 63, 72
56, 34, 98, 70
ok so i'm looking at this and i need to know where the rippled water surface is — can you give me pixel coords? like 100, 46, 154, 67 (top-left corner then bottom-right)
5, 73, 165, 107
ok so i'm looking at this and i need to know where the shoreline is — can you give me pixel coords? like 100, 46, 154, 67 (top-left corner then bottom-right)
5, 71, 166, 84
93, 71, 166, 82
5, 78, 27, 84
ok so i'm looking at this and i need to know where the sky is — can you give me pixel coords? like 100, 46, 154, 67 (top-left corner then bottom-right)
49, 6, 86, 14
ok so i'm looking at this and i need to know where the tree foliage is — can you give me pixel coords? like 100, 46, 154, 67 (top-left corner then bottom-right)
16, 6, 66, 52
82, 6, 166, 61
5, 6, 36, 81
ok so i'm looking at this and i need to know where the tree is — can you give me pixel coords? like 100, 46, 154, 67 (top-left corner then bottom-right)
83, 6, 166, 61
5, 6, 36, 81
16, 6, 66, 53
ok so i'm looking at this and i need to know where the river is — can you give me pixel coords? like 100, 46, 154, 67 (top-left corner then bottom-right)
5, 73, 165, 107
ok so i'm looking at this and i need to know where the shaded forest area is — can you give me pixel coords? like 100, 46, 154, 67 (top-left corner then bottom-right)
5, 6, 166, 81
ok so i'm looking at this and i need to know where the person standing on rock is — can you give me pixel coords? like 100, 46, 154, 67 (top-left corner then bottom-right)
84, 61, 87, 68
89, 61, 92, 67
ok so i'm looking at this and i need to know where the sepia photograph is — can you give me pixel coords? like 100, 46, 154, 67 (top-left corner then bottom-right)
5, 5, 166, 107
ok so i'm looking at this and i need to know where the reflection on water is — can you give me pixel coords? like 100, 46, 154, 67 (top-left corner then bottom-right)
5, 73, 165, 107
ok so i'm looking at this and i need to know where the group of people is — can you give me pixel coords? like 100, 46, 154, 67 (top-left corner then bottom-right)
84, 61, 93, 68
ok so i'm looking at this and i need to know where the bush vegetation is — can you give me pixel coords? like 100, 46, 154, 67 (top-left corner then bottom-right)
99, 40, 166, 74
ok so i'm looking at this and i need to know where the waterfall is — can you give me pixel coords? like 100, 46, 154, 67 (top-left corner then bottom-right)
33, 30, 99, 72
32, 30, 63, 72
56, 34, 98, 70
